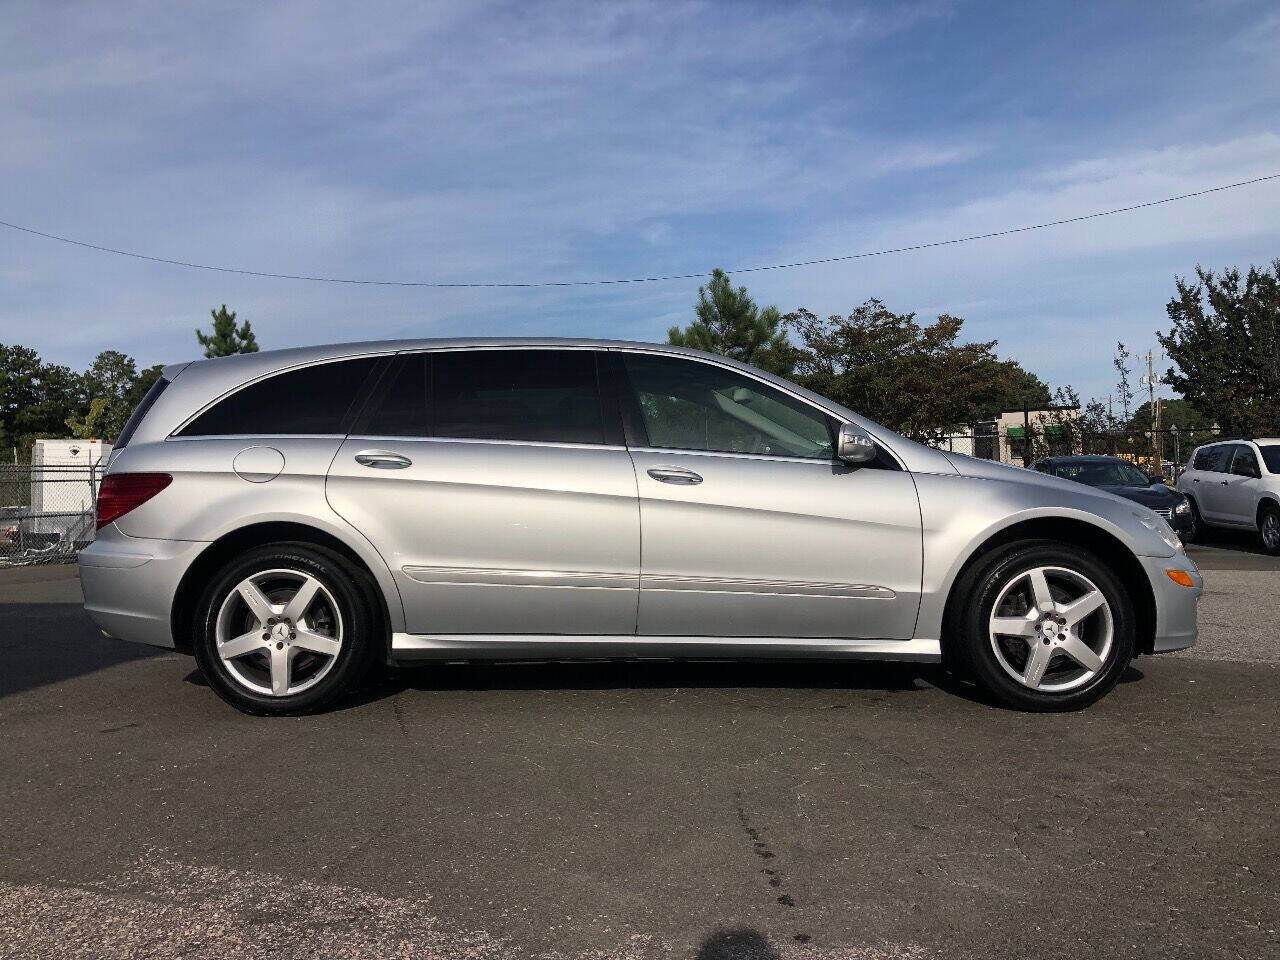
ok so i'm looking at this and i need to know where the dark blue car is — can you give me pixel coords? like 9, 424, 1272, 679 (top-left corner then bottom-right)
1031, 455, 1193, 536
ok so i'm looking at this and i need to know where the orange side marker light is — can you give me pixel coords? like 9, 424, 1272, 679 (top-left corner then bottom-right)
1166, 569, 1196, 588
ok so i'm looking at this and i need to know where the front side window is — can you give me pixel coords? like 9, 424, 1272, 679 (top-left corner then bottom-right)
620, 353, 834, 459
1230, 445, 1260, 477
179, 356, 380, 436
1259, 444, 1280, 474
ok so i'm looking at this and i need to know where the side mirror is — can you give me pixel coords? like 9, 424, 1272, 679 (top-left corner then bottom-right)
837, 423, 877, 465
1147, 473, 1165, 486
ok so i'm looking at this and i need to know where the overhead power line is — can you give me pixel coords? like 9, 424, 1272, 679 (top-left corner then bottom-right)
1, 172, 1277, 289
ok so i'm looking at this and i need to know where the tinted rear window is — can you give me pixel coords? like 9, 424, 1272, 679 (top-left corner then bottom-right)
362, 353, 429, 437
179, 357, 379, 436
114, 376, 169, 449
431, 350, 604, 444
1192, 445, 1231, 472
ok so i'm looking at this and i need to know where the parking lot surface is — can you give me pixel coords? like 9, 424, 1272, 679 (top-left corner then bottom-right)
1, 546, 1277, 960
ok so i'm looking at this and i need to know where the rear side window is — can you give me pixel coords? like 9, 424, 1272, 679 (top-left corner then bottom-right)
431, 349, 605, 444
1193, 445, 1230, 472
362, 353, 429, 437
179, 357, 379, 436
114, 376, 169, 449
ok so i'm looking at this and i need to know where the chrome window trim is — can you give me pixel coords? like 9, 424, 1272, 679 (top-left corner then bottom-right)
165, 433, 346, 442
626, 445, 841, 467
344, 434, 627, 453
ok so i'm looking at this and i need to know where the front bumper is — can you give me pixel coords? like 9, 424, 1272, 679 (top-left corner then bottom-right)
1140, 553, 1202, 654
79, 529, 208, 649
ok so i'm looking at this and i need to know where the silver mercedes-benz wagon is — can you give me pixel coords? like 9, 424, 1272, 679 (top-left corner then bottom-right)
80, 338, 1202, 714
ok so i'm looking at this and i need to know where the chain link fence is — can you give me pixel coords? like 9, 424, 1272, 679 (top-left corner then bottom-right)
0, 464, 103, 566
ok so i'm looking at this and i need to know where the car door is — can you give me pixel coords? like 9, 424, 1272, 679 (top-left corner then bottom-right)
326, 348, 640, 636
1221, 445, 1262, 525
614, 350, 923, 640
1189, 444, 1233, 521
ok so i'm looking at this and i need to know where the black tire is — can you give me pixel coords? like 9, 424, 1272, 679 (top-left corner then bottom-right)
1182, 497, 1204, 543
947, 540, 1136, 712
193, 542, 379, 715
1259, 504, 1280, 556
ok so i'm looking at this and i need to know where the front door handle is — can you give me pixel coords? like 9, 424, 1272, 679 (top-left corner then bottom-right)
355, 450, 413, 470
647, 466, 703, 485
1219, 480, 1229, 486
1191, 477, 1200, 482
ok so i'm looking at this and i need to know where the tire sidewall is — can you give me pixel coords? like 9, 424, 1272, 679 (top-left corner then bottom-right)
956, 541, 1136, 712
1260, 506, 1280, 556
193, 544, 374, 715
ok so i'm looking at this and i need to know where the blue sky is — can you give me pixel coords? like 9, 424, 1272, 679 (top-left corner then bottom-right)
2, 0, 1279, 400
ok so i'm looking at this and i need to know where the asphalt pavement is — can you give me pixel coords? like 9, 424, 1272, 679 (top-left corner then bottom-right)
0, 555, 1276, 960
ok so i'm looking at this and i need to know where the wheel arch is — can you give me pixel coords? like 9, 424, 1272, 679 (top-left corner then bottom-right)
941, 516, 1158, 658
170, 521, 396, 658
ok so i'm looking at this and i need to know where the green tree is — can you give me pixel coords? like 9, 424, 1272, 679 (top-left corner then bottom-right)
72, 351, 165, 441
1128, 397, 1211, 435
1157, 260, 1280, 436
1113, 342, 1135, 423
0, 344, 85, 455
668, 269, 794, 375
196, 304, 259, 358
783, 300, 1049, 441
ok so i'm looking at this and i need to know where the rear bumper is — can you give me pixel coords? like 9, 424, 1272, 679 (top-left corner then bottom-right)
79, 529, 207, 649
1140, 553, 1202, 654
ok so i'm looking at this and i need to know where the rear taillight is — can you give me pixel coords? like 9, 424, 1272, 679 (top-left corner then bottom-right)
96, 473, 172, 530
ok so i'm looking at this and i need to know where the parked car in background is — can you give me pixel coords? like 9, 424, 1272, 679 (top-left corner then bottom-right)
80, 339, 1202, 715
1176, 439, 1280, 554
1030, 455, 1193, 537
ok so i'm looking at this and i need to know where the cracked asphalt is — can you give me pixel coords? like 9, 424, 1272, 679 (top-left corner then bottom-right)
0, 538, 1277, 960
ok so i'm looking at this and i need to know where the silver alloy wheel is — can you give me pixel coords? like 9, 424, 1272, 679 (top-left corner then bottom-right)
989, 565, 1114, 693
1262, 512, 1280, 552
214, 569, 344, 697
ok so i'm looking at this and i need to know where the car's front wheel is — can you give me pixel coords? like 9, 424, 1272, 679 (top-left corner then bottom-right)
193, 543, 377, 715
1259, 505, 1280, 556
1182, 497, 1204, 543
949, 540, 1136, 711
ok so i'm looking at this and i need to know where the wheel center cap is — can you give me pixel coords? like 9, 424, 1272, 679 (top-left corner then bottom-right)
271, 622, 292, 642
1040, 620, 1057, 636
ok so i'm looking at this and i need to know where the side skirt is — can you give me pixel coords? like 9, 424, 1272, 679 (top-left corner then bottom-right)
390, 632, 942, 663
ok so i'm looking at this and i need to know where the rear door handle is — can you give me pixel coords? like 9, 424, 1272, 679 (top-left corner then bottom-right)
1219, 480, 1229, 486
355, 450, 412, 469
647, 466, 703, 485
1191, 477, 1200, 482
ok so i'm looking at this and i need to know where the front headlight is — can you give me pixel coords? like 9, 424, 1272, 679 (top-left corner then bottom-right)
1133, 509, 1183, 552
1174, 498, 1191, 515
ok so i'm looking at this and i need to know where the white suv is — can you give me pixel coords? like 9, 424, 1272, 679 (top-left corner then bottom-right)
1176, 439, 1280, 554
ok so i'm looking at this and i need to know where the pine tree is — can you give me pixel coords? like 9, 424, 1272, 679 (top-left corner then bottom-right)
196, 305, 259, 358
667, 269, 794, 375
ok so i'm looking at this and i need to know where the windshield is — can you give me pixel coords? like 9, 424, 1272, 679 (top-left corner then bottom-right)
1050, 459, 1151, 487
1260, 444, 1280, 474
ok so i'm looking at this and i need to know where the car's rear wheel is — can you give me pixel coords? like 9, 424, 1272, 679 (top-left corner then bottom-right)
1259, 505, 1280, 556
193, 543, 377, 715
949, 540, 1135, 711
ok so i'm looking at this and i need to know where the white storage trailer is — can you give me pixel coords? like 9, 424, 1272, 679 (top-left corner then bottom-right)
29, 439, 111, 546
